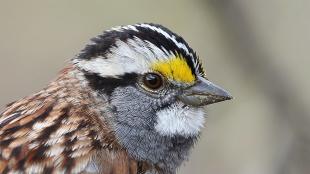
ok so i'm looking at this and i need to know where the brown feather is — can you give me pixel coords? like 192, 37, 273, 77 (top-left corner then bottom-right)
0, 65, 155, 174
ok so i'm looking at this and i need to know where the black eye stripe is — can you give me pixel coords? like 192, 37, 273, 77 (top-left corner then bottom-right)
84, 72, 138, 95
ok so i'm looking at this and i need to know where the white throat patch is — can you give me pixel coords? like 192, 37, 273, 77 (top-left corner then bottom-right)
155, 102, 205, 137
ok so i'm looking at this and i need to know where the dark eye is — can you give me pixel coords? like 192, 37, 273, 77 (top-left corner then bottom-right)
142, 73, 164, 90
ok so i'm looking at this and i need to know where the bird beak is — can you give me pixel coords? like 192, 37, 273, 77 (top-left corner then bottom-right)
178, 76, 232, 107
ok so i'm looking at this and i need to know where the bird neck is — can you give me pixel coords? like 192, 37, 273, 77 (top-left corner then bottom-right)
58, 65, 197, 174
113, 120, 197, 173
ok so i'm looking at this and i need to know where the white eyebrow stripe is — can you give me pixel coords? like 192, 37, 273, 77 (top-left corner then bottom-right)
77, 23, 204, 77
74, 39, 156, 77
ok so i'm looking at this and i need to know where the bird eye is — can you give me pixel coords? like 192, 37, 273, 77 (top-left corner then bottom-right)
142, 73, 164, 90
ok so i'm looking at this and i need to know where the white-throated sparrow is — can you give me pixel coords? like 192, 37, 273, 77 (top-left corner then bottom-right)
0, 23, 232, 174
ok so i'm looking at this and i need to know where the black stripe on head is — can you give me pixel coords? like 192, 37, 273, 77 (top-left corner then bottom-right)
147, 24, 205, 76
84, 72, 138, 95
133, 24, 203, 76
78, 30, 119, 59
77, 23, 205, 76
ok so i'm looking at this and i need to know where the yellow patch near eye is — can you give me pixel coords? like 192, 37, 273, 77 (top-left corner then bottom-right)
151, 57, 196, 83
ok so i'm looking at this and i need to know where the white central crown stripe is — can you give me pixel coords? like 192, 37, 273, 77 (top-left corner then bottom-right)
134, 24, 202, 75
109, 24, 192, 58
136, 24, 192, 56
77, 23, 204, 77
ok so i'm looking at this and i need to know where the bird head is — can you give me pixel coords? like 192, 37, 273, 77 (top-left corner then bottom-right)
73, 23, 232, 162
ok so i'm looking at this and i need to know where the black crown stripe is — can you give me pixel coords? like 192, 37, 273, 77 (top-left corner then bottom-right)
77, 23, 204, 76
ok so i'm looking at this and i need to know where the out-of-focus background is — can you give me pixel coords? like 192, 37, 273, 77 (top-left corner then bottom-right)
0, 0, 309, 174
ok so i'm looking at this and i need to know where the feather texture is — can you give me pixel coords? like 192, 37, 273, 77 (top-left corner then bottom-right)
0, 66, 153, 174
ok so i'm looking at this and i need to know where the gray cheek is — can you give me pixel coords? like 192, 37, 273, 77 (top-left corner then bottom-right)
110, 86, 161, 129
109, 86, 163, 161
108, 86, 197, 171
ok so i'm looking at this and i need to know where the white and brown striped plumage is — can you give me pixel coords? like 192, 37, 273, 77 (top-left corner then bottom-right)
0, 66, 128, 173
0, 23, 231, 174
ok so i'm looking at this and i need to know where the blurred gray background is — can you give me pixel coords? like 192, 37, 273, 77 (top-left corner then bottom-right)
0, 0, 309, 174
